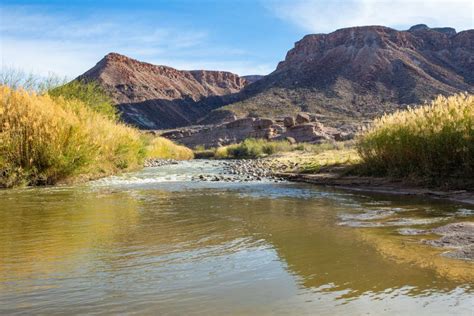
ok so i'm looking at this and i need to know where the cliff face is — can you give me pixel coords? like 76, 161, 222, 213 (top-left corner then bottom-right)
79, 53, 247, 128
211, 25, 473, 125
275, 25, 472, 91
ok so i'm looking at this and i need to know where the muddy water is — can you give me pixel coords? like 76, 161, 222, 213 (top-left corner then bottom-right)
0, 161, 472, 315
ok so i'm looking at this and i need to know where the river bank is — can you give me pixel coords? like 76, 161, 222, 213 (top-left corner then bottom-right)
280, 173, 474, 206
190, 149, 474, 206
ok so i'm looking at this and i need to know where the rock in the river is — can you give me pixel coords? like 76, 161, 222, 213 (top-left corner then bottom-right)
423, 222, 474, 260
144, 158, 179, 167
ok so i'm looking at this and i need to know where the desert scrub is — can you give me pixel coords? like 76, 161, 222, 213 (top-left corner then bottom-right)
142, 134, 194, 160
356, 93, 474, 181
0, 86, 144, 187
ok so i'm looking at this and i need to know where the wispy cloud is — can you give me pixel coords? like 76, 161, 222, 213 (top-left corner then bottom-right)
0, 5, 272, 77
264, 0, 473, 34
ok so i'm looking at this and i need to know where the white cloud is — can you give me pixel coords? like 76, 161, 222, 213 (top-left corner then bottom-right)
0, 5, 270, 77
265, 0, 473, 33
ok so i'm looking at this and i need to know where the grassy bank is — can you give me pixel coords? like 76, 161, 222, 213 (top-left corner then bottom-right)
356, 93, 473, 186
210, 94, 473, 190
0, 84, 193, 188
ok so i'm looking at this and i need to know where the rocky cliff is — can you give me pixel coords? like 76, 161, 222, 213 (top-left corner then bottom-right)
79, 53, 247, 129
208, 24, 473, 126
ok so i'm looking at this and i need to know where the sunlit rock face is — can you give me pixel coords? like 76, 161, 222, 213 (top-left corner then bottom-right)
205, 25, 474, 126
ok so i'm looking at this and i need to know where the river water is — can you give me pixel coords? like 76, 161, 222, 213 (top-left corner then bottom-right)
0, 161, 472, 315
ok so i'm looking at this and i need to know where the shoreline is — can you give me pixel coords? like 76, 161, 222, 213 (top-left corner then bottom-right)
277, 172, 474, 206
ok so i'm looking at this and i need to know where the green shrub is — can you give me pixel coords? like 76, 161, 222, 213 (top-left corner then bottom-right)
220, 138, 292, 159
49, 80, 117, 120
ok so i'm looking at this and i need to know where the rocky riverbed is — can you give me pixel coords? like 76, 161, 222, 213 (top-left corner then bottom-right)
423, 222, 474, 260
144, 158, 180, 168
190, 159, 287, 182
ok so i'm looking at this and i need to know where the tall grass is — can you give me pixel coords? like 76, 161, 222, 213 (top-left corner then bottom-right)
142, 134, 194, 160
0, 86, 144, 187
356, 93, 473, 181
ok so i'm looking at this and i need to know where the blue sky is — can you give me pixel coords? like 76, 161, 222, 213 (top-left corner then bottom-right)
1, 0, 472, 77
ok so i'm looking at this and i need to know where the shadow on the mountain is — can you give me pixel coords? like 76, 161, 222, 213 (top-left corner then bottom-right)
117, 93, 242, 129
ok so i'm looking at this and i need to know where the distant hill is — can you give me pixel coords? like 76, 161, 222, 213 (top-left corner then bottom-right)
78, 53, 248, 129
79, 24, 473, 129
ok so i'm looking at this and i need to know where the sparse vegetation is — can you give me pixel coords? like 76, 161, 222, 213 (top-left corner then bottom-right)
221, 138, 293, 158
194, 138, 350, 159
356, 93, 474, 184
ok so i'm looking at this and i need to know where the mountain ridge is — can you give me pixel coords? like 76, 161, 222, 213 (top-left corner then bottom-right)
78, 24, 474, 129
78, 52, 248, 128
206, 24, 473, 126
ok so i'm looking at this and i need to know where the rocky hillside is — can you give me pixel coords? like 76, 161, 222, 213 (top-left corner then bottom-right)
78, 53, 248, 129
208, 24, 473, 126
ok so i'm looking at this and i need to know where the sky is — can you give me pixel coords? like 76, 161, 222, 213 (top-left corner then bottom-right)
1, 0, 473, 78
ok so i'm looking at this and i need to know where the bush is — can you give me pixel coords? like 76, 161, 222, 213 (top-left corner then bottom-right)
142, 135, 194, 160
356, 93, 474, 180
0, 86, 144, 187
219, 138, 292, 159
49, 80, 117, 120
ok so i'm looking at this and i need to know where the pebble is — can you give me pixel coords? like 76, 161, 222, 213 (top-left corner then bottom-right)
144, 158, 179, 168
189, 159, 287, 183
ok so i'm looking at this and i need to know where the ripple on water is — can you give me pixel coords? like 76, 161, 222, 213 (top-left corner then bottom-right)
338, 209, 396, 221
339, 217, 447, 228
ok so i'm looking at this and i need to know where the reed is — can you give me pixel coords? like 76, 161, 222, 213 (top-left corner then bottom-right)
356, 93, 474, 181
0, 86, 144, 187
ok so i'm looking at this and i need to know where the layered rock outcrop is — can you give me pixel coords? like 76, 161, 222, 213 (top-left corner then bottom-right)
78, 53, 247, 129
159, 113, 354, 148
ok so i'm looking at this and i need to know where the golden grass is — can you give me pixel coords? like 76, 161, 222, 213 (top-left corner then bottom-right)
0, 86, 144, 187
357, 93, 474, 181
292, 148, 361, 173
142, 135, 194, 160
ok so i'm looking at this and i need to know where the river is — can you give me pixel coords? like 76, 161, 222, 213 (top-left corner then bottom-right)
0, 160, 472, 315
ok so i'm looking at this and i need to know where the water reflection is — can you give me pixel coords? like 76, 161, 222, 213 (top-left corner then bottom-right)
0, 162, 472, 314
